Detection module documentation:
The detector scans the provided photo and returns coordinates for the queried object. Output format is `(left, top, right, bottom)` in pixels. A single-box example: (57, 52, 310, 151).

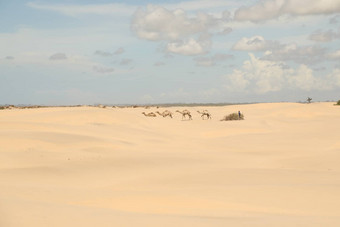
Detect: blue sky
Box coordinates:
(1, 0, 340, 105)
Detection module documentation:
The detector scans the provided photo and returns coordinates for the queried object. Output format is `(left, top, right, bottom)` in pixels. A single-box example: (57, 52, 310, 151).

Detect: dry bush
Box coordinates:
(221, 112, 244, 121)
(337, 100, 340, 105)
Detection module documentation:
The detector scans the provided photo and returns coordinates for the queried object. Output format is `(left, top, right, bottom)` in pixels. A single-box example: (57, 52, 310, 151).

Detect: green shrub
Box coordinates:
(221, 112, 244, 121)
(336, 100, 340, 105)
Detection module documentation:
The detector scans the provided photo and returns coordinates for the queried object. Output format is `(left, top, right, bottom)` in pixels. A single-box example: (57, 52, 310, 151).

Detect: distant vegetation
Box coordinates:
(307, 97, 312, 103)
(336, 100, 340, 105)
(220, 112, 244, 121)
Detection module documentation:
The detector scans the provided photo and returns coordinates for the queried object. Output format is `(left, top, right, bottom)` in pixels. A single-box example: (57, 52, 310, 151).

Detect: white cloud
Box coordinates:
(225, 54, 288, 93)
(234, 0, 340, 22)
(232, 36, 269, 51)
(284, 0, 340, 16)
(288, 65, 325, 91)
(131, 5, 231, 55)
(131, 5, 217, 41)
(225, 69, 251, 92)
(328, 68, 340, 86)
(234, 0, 284, 23)
(166, 37, 210, 55)
(293, 66, 340, 90)
(27, 2, 136, 16)
(224, 54, 338, 93)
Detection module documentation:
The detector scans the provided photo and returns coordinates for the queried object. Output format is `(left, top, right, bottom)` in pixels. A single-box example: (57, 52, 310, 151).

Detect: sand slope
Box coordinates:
(1, 103, 340, 226)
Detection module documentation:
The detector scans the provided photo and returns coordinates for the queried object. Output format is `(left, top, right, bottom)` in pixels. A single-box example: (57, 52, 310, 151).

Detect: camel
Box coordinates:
(156, 110, 173, 118)
(197, 110, 211, 120)
(142, 112, 157, 117)
(176, 110, 192, 120)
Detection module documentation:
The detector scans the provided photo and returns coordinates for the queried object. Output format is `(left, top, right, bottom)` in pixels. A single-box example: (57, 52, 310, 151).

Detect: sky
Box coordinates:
(1, 0, 340, 105)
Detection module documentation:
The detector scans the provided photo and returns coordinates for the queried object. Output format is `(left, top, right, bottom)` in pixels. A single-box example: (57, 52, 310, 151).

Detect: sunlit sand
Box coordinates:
(1, 102, 340, 226)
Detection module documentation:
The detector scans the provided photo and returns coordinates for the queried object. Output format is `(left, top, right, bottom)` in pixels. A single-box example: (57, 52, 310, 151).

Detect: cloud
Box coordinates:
(329, 14, 340, 24)
(49, 53, 67, 60)
(27, 2, 136, 16)
(131, 5, 230, 55)
(93, 65, 114, 73)
(194, 57, 214, 67)
(212, 53, 234, 61)
(261, 43, 327, 65)
(309, 29, 340, 42)
(120, 58, 132, 65)
(194, 53, 233, 67)
(166, 37, 211, 55)
(232, 36, 328, 65)
(154, 61, 165, 66)
(131, 5, 217, 41)
(330, 14, 340, 24)
(287, 64, 332, 91)
(234, 0, 340, 22)
(163, 0, 237, 12)
(234, 0, 284, 23)
(94, 50, 113, 57)
(219, 27, 233, 35)
(328, 49, 340, 59)
(224, 54, 339, 93)
(225, 69, 251, 92)
(114, 47, 125, 55)
(232, 36, 275, 51)
(5, 56, 14, 60)
(328, 68, 340, 87)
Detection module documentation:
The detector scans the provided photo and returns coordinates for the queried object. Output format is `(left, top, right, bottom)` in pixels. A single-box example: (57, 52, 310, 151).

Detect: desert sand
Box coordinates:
(1, 102, 340, 226)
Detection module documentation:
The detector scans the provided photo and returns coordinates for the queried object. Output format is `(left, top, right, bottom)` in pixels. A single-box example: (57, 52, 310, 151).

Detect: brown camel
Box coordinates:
(156, 110, 173, 118)
(197, 110, 211, 120)
(142, 112, 157, 117)
(176, 110, 192, 120)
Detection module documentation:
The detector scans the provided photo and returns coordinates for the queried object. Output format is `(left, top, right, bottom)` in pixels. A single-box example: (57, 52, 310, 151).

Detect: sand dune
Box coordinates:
(1, 103, 340, 226)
